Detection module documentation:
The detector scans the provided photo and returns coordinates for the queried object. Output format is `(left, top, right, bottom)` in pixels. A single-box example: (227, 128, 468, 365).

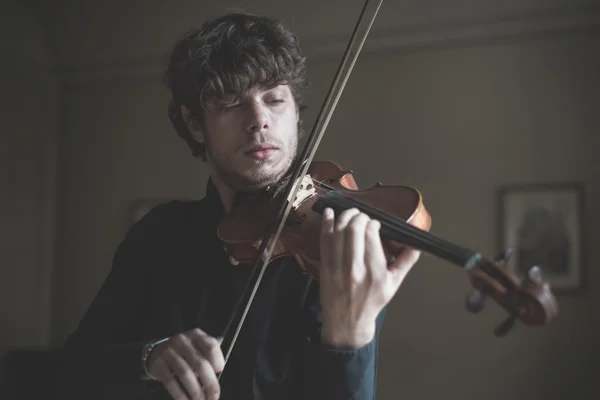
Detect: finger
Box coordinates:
(164, 349, 204, 400)
(188, 331, 223, 399)
(345, 213, 371, 282)
(330, 208, 360, 274)
(190, 356, 220, 400)
(152, 355, 191, 400)
(149, 353, 171, 380)
(191, 330, 224, 373)
(320, 207, 335, 271)
(388, 247, 421, 285)
(364, 220, 387, 278)
(163, 374, 192, 400)
(334, 208, 360, 232)
(149, 357, 188, 400)
(321, 207, 335, 235)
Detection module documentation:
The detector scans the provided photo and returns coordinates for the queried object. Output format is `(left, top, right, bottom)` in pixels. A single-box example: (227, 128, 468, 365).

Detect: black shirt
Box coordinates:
(61, 178, 386, 399)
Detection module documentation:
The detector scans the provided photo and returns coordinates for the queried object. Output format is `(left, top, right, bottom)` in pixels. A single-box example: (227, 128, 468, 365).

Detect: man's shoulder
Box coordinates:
(127, 197, 215, 240)
(143, 198, 207, 220)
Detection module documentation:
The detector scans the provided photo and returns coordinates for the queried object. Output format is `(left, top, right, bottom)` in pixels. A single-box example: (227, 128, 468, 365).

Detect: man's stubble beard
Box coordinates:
(206, 134, 299, 192)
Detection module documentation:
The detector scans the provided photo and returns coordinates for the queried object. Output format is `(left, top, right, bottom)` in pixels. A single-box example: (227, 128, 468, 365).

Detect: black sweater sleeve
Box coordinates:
(301, 308, 386, 400)
(298, 276, 387, 400)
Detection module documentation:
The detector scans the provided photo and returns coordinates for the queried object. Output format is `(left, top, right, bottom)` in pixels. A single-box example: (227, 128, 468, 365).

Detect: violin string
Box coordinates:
(302, 178, 479, 268)
(304, 179, 513, 286)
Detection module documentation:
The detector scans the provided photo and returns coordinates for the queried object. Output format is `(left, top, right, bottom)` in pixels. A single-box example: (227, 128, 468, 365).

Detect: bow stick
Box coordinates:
(217, 0, 385, 376)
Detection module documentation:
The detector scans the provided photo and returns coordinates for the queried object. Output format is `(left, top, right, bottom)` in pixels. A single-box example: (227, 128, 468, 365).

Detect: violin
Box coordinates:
(218, 160, 558, 333)
(215, 0, 558, 373)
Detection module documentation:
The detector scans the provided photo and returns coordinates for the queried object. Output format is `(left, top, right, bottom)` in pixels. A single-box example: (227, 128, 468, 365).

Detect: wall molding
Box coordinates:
(304, 4, 600, 57)
(56, 5, 600, 83)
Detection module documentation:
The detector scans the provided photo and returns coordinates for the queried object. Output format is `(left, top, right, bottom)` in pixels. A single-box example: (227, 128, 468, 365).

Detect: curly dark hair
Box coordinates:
(164, 12, 309, 160)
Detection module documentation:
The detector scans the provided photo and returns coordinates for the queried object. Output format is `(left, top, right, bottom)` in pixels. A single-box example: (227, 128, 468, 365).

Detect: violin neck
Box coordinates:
(378, 216, 480, 269)
(314, 191, 481, 270)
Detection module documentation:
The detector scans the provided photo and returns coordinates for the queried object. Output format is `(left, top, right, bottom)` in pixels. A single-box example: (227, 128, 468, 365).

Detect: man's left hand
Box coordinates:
(318, 207, 421, 348)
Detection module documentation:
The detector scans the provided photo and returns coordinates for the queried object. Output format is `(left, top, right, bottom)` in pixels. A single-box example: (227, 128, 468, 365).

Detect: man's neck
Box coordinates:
(210, 173, 236, 213)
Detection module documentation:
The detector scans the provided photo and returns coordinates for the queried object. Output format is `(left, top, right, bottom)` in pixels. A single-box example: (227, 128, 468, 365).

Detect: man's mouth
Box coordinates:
(244, 144, 278, 160)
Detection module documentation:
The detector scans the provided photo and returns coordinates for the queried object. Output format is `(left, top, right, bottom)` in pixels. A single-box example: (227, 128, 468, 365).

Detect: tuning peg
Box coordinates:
(494, 247, 514, 265)
(525, 265, 543, 285)
(465, 290, 486, 314)
(494, 314, 517, 337)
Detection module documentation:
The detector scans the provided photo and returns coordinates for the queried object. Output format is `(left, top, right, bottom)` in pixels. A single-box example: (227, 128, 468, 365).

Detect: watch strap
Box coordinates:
(140, 337, 169, 380)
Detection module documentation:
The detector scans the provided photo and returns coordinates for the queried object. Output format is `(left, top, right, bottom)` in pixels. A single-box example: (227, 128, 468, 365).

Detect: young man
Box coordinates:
(62, 12, 421, 400)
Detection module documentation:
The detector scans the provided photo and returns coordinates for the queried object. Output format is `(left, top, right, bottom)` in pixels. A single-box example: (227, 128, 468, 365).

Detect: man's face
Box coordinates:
(193, 84, 300, 191)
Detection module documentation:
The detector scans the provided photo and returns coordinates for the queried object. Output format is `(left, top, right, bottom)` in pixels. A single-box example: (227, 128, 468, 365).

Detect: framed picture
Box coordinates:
(497, 182, 585, 294)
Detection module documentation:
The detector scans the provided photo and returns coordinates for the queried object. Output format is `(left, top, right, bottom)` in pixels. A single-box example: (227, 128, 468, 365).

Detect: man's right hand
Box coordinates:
(146, 328, 224, 400)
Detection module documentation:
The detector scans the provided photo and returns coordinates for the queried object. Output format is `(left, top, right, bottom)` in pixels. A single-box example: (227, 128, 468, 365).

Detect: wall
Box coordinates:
(0, 0, 59, 355)
(12, 0, 600, 398)
(333, 34, 600, 399)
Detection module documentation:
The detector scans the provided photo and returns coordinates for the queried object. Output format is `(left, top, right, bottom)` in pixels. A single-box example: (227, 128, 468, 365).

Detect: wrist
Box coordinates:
(320, 319, 376, 348)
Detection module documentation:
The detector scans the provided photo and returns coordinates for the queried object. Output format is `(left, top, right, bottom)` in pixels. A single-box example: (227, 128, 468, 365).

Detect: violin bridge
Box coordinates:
(287, 175, 317, 209)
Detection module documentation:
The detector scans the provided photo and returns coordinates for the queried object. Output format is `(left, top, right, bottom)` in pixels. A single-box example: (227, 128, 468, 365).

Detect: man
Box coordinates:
(61, 12, 421, 400)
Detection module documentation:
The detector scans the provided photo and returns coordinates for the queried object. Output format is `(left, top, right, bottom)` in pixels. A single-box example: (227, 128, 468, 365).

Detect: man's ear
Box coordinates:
(181, 104, 204, 144)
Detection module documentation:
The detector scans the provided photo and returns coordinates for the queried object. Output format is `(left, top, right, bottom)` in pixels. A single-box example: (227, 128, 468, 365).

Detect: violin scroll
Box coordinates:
(465, 248, 514, 314)
(465, 250, 558, 337)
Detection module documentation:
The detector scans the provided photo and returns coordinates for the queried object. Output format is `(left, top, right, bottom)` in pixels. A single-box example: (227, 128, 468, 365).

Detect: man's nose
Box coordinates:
(246, 102, 270, 133)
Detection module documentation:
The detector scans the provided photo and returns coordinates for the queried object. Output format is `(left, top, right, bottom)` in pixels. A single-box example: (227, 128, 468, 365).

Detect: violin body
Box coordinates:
(218, 160, 432, 278)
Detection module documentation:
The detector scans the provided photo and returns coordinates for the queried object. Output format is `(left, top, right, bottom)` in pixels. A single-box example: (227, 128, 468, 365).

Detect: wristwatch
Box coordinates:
(140, 337, 169, 380)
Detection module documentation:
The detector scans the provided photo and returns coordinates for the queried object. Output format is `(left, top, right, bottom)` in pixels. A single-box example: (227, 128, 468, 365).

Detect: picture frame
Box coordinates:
(497, 182, 585, 295)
